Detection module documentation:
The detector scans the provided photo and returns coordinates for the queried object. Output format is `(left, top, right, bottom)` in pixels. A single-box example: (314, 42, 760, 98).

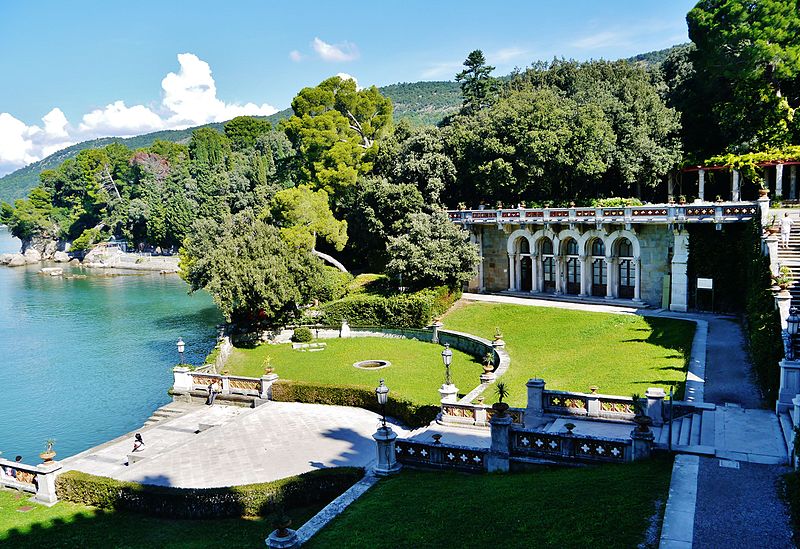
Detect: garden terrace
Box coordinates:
(442, 302, 695, 405)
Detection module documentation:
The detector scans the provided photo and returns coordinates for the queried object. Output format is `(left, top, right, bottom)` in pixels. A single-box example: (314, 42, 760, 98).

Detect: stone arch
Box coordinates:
(606, 229, 641, 259)
(506, 229, 533, 255)
(529, 227, 559, 254)
(555, 228, 582, 256)
(577, 229, 606, 257)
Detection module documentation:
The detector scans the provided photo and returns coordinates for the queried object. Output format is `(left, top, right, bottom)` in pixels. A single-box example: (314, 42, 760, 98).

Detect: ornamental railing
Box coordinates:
(440, 402, 524, 427)
(448, 203, 759, 225)
(172, 368, 279, 400)
(510, 427, 631, 463)
(394, 439, 487, 472)
(543, 390, 637, 420)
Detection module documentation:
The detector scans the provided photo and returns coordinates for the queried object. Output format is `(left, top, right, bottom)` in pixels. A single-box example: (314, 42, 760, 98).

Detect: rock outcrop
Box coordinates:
(24, 248, 42, 264)
(8, 254, 26, 267)
(53, 251, 70, 263)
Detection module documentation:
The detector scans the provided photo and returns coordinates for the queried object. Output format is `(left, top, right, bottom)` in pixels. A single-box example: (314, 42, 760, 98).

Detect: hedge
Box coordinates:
(320, 286, 460, 329)
(56, 467, 363, 519)
(271, 380, 439, 429)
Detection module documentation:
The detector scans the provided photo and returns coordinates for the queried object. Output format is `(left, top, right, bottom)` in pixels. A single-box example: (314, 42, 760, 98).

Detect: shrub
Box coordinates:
(590, 197, 643, 207)
(271, 380, 439, 428)
(56, 467, 362, 519)
(293, 327, 313, 343)
(319, 286, 460, 329)
(70, 227, 106, 253)
(312, 266, 353, 303)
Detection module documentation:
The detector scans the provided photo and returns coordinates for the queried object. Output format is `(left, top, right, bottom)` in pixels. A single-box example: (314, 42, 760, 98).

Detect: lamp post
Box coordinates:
(788, 307, 800, 360)
(441, 343, 453, 386)
(375, 378, 389, 430)
(176, 337, 185, 365)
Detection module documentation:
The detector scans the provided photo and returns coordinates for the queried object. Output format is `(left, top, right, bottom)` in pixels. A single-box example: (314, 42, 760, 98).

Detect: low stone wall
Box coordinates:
(0, 457, 61, 504)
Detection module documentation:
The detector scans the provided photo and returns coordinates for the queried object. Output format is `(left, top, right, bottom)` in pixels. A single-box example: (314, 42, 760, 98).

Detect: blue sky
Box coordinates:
(0, 0, 696, 175)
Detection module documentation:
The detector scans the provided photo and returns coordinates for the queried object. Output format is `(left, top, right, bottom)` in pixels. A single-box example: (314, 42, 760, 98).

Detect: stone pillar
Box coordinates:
(438, 383, 458, 404)
(759, 194, 772, 232)
(605, 256, 615, 299)
(667, 173, 674, 202)
(579, 255, 589, 296)
(430, 320, 443, 344)
(260, 373, 279, 400)
(777, 359, 800, 413)
(554, 256, 563, 295)
(777, 164, 785, 198)
(487, 413, 512, 472)
(266, 528, 299, 549)
(777, 290, 792, 330)
(645, 387, 666, 427)
(633, 258, 642, 302)
(478, 230, 486, 293)
(698, 169, 705, 201)
(792, 165, 798, 201)
(731, 169, 741, 201)
(531, 253, 540, 293)
(221, 376, 231, 395)
(766, 234, 780, 276)
(340, 320, 351, 338)
(525, 378, 545, 421)
(34, 462, 62, 505)
(670, 231, 689, 312)
(507, 253, 516, 291)
(586, 392, 600, 418)
(372, 426, 401, 476)
(630, 429, 654, 461)
(172, 366, 192, 393)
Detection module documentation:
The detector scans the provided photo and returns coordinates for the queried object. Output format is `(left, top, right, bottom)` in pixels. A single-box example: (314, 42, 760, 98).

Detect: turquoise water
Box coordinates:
(0, 228, 222, 461)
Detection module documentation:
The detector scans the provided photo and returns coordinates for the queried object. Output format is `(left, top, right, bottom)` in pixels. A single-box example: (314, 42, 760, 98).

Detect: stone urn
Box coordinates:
(492, 401, 510, 416)
(634, 415, 653, 433)
(759, 188, 770, 198)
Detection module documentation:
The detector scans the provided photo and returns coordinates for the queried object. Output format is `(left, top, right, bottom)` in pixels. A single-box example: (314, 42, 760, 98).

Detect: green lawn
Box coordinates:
(443, 302, 695, 405)
(226, 338, 482, 405)
(0, 488, 318, 548)
(306, 458, 672, 549)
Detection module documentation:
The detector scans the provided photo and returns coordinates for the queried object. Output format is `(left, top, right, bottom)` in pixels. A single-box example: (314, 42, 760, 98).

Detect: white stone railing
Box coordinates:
(171, 367, 279, 401)
(0, 457, 61, 504)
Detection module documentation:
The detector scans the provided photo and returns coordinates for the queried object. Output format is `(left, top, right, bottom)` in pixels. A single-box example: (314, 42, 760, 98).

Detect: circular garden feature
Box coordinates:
(353, 359, 391, 370)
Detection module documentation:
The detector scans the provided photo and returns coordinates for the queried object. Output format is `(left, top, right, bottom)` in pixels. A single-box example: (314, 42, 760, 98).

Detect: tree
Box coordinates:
(455, 50, 497, 114)
(268, 185, 348, 251)
(224, 116, 271, 151)
(386, 210, 479, 290)
(687, 0, 800, 152)
(282, 76, 393, 197)
(180, 211, 324, 324)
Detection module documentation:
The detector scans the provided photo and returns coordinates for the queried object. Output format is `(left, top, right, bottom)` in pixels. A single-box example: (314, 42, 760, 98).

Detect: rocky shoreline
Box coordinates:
(0, 246, 180, 273)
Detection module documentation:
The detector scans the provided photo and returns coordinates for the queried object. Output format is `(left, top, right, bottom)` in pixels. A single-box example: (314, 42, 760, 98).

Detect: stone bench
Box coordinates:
(292, 342, 327, 352)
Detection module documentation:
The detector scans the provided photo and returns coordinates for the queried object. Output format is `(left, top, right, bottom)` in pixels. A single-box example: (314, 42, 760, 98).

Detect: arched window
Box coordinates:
(541, 238, 555, 292)
(590, 238, 606, 296)
(566, 239, 579, 256)
(563, 238, 580, 295)
(541, 239, 553, 255)
(618, 238, 633, 258)
(616, 238, 634, 298)
(518, 238, 530, 254)
(592, 239, 605, 257)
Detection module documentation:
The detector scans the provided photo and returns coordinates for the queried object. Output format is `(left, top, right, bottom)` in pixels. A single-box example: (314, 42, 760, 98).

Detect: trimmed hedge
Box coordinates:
(271, 380, 439, 429)
(293, 326, 313, 343)
(56, 467, 363, 519)
(320, 286, 461, 329)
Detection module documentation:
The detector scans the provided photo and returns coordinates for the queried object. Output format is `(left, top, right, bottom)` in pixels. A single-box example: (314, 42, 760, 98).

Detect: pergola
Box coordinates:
(678, 161, 800, 202)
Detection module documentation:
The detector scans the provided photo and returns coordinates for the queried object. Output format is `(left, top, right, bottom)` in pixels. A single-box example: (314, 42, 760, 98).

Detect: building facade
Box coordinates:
(449, 201, 765, 311)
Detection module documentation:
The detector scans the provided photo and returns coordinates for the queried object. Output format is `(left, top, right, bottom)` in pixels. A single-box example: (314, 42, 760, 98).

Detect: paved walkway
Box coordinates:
(64, 401, 411, 488)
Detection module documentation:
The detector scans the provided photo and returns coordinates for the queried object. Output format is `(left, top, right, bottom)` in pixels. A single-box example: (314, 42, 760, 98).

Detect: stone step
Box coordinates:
(779, 411, 794, 457)
(678, 415, 692, 446)
(689, 413, 702, 446)
(700, 410, 715, 447)
(657, 424, 669, 446)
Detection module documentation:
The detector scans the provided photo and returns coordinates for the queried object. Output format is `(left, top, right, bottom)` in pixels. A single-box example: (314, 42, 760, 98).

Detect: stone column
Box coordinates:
(645, 387, 666, 427)
(777, 359, 800, 413)
(372, 426, 401, 476)
(731, 169, 741, 201)
(172, 366, 192, 393)
(776, 290, 792, 330)
(487, 413, 512, 472)
(586, 392, 600, 418)
(507, 253, 516, 291)
(777, 164, 785, 198)
(525, 378, 545, 422)
(531, 253, 540, 293)
(579, 255, 589, 296)
(605, 256, 615, 299)
(667, 173, 674, 202)
(766, 234, 780, 276)
(478, 231, 486, 292)
(34, 462, 62, 505)
(221, 376, 231, 395)
(630, 429, 654, 461)
(438, 383, 458, 404)
(260, 373, 279, 400)
(554, 256, 563, 295)
(266, 529, 299, 549)
(670, 231, 689, 312)
(792, 165, 798, 201)
(633, 258, 642, 302)
(698, 169, 705, 201)
(759, 194, 772, 231)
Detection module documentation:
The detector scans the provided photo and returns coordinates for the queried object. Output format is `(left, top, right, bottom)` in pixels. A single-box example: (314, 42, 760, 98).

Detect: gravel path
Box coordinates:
(702, 318, 762, 409)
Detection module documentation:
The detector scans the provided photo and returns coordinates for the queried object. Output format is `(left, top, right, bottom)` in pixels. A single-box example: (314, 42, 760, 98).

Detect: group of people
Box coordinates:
(1, 455, 22, 479)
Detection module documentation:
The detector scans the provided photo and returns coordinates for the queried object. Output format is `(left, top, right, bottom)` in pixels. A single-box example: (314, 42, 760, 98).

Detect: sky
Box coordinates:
(0, 0, 697, 176)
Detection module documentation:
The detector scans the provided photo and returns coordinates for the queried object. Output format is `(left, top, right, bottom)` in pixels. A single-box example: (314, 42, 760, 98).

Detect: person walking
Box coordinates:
(207, 379, 221, 406)
(132, 433, 144, 452)
(781, 212, 794, 249)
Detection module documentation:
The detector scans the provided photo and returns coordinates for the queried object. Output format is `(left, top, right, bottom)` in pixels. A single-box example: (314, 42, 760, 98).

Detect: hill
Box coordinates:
(0, 45, 684, 203)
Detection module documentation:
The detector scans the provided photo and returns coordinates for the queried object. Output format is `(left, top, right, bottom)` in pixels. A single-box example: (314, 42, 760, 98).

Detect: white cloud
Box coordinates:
(0, 53, 278, 176)
(334, 72, 359, 88)
(572, 30, 630, 50)
(488, 47, 529, 64)
(421, 61, 463, 79)
(312, 37, 359, 62)
(289, 50, 303, 62)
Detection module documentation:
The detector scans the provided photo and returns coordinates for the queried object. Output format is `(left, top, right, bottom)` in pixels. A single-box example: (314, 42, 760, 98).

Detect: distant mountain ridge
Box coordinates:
(0, 45, 684, 203)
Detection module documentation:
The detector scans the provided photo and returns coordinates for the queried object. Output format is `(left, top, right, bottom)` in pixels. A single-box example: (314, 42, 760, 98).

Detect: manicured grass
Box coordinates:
(443, 302, 695, 405)
(226, 338, 482, 405)
(0, 488, 318, 548)
(306, 458, 672, 549)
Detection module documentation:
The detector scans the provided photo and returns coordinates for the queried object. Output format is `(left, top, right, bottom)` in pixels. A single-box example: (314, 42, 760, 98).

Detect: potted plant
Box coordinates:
(40, 439, 56, 463)
(457, 202, 466, 211)
(767, 216, 781, 235)
(777, 265, 794, 290)
(273, 513, 293, 538)
(678, 195, 687, 205)
(492, 382, 510, 416)
(564, 422, 576, 434)
(482, 352, 495, 375)
(759, 184, 770, 198)
(631, 394, 652, 432)
(262, 355, 274, 375)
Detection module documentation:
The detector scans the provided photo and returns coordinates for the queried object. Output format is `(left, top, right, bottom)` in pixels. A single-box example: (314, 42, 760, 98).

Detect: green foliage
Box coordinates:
(386, 211, 479, 291)
(70, 227, 105, 253)
(455, 50, 498, 114)
(309, 266, 353, 303)
(590, 197, 644, 207)
(705, 146, 800, 184)
(55, 468, 362, 519)
(271, 380, 439, 428)
(223, 116, 272, 151)
(179, 211, 325, 324)
(269, 185, 348, 251)
(292, 327, 313, 343)
(319, 286, 460, 329)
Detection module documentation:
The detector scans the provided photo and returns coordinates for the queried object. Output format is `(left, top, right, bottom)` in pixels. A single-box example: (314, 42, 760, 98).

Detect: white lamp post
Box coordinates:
(177, 337, 185, 365)
(375, 378, 389, 429)
(441, 343, 453, 385)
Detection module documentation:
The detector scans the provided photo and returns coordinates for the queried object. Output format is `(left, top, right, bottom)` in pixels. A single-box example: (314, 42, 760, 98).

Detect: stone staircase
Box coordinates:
(143, 403, 192, 426)
(654, 410, 716, 455)
(776, 223, 800, 306)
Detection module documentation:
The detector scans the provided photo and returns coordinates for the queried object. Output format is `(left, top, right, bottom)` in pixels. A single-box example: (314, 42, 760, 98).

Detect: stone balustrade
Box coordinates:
(0, 457, 61, 505)
(449, 202, 760, 228)
(394, 439, 487, 472)
(171, 367, 278, 404)
(509, 428, 633, 464)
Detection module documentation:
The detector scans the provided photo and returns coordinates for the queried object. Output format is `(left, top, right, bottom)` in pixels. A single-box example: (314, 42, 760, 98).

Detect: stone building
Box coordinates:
(449, 200, 765, 311)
